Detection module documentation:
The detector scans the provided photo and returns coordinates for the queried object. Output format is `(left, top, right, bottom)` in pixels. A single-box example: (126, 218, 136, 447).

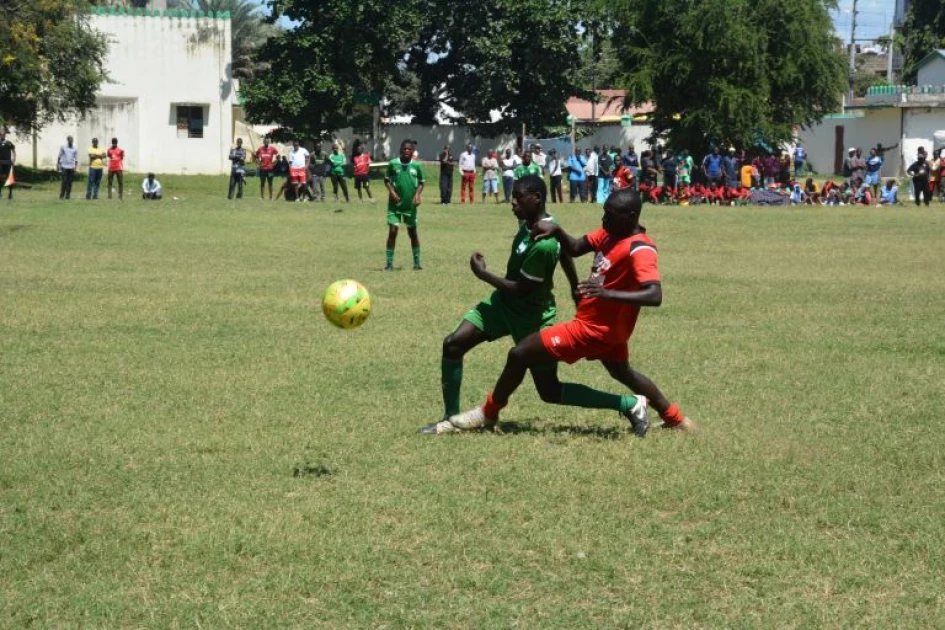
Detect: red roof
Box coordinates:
(566, 90, 654, 121)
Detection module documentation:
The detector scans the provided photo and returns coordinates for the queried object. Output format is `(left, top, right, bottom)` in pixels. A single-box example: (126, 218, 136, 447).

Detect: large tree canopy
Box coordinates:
(608, 0, 846, 156)
(900, 0, 945, 84)
(0, 0, 109, 133)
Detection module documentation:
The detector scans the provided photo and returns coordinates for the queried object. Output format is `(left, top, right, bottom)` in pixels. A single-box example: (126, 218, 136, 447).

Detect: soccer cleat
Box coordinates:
(621, 396, 649, 437)
(419, 419, 461, 434)
(413, 264, 423, 271)
(448, 407, 491, 431)
(661, 416, 695, 432)
(383, 264, 394, 271)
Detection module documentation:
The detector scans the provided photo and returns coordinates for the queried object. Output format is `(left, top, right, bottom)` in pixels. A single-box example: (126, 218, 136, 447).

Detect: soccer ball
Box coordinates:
(322, 279, 371, 329)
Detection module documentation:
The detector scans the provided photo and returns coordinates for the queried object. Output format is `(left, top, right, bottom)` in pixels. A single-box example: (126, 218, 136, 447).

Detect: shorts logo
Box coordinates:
(550, 336, 561, 346)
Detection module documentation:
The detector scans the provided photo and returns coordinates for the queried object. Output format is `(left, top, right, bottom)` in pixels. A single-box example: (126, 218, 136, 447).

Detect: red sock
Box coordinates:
(660, 403, 685, 426)
(482, 393, 505, 421)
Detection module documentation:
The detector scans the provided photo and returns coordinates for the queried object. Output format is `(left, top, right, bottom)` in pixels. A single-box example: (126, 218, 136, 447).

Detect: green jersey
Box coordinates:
(329, 152, 347, 176)
(513, 163, 542, 180)
(385, 158, 425, 210)
(497, 216, 560, 321)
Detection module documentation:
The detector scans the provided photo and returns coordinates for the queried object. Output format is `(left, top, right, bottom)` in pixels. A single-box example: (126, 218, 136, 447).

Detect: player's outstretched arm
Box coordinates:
(531, 222, 592, 257)
(469, 253, 540, 296)
(578, 280, 662, 307)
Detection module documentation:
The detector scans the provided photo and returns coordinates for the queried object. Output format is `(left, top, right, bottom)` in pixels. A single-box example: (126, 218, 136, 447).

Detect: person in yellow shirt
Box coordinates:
(740, 162, 754, 189)
(86, 137, 106, 200)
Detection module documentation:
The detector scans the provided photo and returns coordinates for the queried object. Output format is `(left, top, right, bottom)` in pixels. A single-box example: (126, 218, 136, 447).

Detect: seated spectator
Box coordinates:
(877, 179, 899, 206)
(141, 173, 162, 200)
(851, 177, 872, 205)
(802, 178, 821, 205)
(825, 187, 842, 206)
(790, 183, 803, 205)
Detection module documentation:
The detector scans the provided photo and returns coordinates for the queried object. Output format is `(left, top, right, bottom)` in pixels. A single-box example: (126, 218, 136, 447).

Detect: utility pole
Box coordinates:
(848, 0, 859, 103)
(886, 20, 895, 83)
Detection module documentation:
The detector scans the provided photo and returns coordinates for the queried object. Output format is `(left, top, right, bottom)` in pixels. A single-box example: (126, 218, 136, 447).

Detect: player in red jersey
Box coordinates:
(353, 146, 373, 201)
(255, 137, 279, 200)
(106, 138, 125, 200)
(445, 188, 692, 436)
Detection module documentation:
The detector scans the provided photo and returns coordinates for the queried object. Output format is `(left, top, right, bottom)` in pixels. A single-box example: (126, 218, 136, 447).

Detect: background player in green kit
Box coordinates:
(421, 175, 579, 434)
(384, 139, 425, 270)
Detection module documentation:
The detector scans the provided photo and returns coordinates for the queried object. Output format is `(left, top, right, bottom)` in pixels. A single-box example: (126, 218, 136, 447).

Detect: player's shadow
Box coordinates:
(496, 419, 624, 441)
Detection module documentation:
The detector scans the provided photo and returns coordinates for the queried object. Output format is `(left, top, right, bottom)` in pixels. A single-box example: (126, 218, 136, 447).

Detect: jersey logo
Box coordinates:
(516, 241, 528, 254)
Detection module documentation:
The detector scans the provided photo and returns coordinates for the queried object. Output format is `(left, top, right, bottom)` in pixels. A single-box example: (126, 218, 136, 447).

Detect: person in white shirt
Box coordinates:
(531, 144, 547, 171)
(546, 148, 563, 203)
(288, 139, 311, 198)
(481, 150, 500, 203)
(458, 143, 477, 204)
(584, 147, 599, 203)
(141, 173, 162, 200)
(500, 148, 520, 203)
(57, 135, 80, 200)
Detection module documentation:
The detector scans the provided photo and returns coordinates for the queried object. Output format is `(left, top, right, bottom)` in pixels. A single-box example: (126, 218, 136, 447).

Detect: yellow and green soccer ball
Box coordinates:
(321, 279, 371, 329)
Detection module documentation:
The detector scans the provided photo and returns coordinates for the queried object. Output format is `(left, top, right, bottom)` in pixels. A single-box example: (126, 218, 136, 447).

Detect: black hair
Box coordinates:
(606, 187, 642, 217)
(514, 174, 547, 205)
(400, 139, 415, 149)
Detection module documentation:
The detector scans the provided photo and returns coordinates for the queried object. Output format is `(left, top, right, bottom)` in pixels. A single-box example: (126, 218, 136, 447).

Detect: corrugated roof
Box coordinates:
(566, 90, 654, 121)
(915, 49, 945, 70)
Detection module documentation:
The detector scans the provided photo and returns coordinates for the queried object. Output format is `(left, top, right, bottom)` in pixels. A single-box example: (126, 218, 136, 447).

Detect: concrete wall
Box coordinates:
(798, 108, 903, 176)
(917, 57, 945, 87)
(37, 12, 233, 174)
(902, 109, 945, 162)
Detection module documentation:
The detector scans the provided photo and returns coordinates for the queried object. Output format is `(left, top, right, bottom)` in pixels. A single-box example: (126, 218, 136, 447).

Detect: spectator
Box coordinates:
(481, 149, 500, 203)
(597, 145, 613, 201)
(287, 139, 310, 200)
(722, 148, 738, 188)
(762, 152, 780, 188)
(141, 173, 162, 200)
(227, 138, 247, 199)
(739, 159, 754, 190)
(329, 144, 349, 202)
(677, 150, 693, 190)
(793, 143, 807, 177)
(702, 146, 723, 185)
(458, 143, 476, 204)
(57, 135, 79, 200)
(660, 151, 677, 191)
(439, 145, 454, 205)
(567, 148, 587, 202)
(106, 137, 125, 200)
(877, 179, 899, 206)
(851, 176, 871, 205)
(907, 150, 931, 207)
(86, 137, 106, 200)
(778, 151, 792, 185)
(842, 148, 857, 179)
(852, 147, 867, 183)
(865, 147, 883, 201)
(584, 147, 599, 202)
(929, 150, 942, 202)
(0, 129, 14, 201)
(802, 178, 821, 205)
(546, 148, 563, 203)
(500, 148, 519, 203)
(307, 149, 326, 202)
(531, 143, 547, 173)
(622, 144, 639, 179)
(353, 145, 373, 201)
(255, 136, 279, 200)
(640, 150, 659, 187)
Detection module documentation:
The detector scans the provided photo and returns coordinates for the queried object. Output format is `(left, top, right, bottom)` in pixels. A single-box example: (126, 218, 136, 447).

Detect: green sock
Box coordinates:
(386, 248, 394, 266)
(441, 357, 463, 417)
(559, 383, 637, 412)
(412, 246, 421, 267)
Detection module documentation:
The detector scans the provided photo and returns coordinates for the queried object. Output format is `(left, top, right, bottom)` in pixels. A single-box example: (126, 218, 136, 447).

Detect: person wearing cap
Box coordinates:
(842, 147, 857, 180)
(546, 148, 563, 203)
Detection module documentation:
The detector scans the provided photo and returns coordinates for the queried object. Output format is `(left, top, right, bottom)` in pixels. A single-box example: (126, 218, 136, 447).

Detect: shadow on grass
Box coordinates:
(495, 418, 625, 441)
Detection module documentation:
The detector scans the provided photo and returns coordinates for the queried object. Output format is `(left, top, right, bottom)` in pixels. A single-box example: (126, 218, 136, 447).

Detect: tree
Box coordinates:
(240, 0, 423, 139)
(0, 0, 109, 133)
(608, 0, 846, 157)
(169, 0, 277, 81)
(900, 0, 945, 84)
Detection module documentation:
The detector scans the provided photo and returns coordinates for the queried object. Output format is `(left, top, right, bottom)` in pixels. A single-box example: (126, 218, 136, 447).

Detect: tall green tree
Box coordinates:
(0, 0, 109, 133)
(608, 0, 846, 156)
(900, 0, 945, 83)
(241, 0, 423, 139)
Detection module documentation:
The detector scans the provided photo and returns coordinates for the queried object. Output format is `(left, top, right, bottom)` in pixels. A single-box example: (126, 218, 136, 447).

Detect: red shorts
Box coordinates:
(290, 167, 307, 184)
(540, 320, 628, 364)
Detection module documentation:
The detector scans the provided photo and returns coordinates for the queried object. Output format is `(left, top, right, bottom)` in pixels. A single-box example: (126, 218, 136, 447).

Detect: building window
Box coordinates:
(176, 105, 205, 139)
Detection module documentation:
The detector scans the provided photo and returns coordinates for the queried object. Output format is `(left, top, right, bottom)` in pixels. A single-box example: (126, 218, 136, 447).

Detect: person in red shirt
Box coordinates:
(106, 137, 125, 200)
(612, 163, 635, 191)
(353, 146, 373, 201)
(255, 137, 279, 200)
(445, 188, 693, 436)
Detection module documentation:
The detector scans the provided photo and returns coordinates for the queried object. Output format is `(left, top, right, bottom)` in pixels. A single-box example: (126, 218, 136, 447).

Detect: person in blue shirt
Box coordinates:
(864, 147, 883, 200)
(702, 147, 723, 186)
(793, 144, 807, 177)
(568, 148, 587, 202)
(877, 179, 898, 206)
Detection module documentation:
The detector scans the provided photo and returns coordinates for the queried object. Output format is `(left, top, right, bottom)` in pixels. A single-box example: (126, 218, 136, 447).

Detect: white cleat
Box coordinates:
(448, 407, 491, 431)
(419, 419, 462, 434)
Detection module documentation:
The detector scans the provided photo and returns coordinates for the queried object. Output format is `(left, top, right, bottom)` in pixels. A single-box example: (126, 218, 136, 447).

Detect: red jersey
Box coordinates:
(353, 153, 371, 176)
(576, 227, 660, 343)
(256, 145, 279, 171)
(107, 147, 124, 172)
(613, 164, 635, 190)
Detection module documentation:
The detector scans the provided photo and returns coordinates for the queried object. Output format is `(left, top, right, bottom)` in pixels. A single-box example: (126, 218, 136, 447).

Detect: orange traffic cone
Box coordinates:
(3, 166, 14, 188)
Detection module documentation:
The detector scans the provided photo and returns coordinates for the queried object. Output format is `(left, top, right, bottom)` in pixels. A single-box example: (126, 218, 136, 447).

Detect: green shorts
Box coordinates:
(387, 205, 418, 228)
(460, 294, 557, 371)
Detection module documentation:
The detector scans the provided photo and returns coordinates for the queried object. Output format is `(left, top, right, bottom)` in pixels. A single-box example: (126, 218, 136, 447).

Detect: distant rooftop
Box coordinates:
(566, 90, 654, 122)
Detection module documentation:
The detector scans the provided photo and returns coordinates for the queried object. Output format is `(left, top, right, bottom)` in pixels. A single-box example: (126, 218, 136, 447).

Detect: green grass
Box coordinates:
(2, 175, 945, 628)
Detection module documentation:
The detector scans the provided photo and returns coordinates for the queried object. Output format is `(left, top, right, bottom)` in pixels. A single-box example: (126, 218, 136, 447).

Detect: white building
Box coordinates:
(36, 7, 234, 175)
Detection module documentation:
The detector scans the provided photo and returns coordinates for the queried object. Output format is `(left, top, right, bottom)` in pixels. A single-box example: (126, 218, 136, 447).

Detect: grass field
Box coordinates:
(2, 174, 944, 628)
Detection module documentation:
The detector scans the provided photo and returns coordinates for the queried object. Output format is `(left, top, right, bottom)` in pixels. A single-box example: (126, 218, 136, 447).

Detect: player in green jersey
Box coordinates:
(514, 151, 543, 180)
(384, 139, 425, 270)
(421, 174, 580, 434)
